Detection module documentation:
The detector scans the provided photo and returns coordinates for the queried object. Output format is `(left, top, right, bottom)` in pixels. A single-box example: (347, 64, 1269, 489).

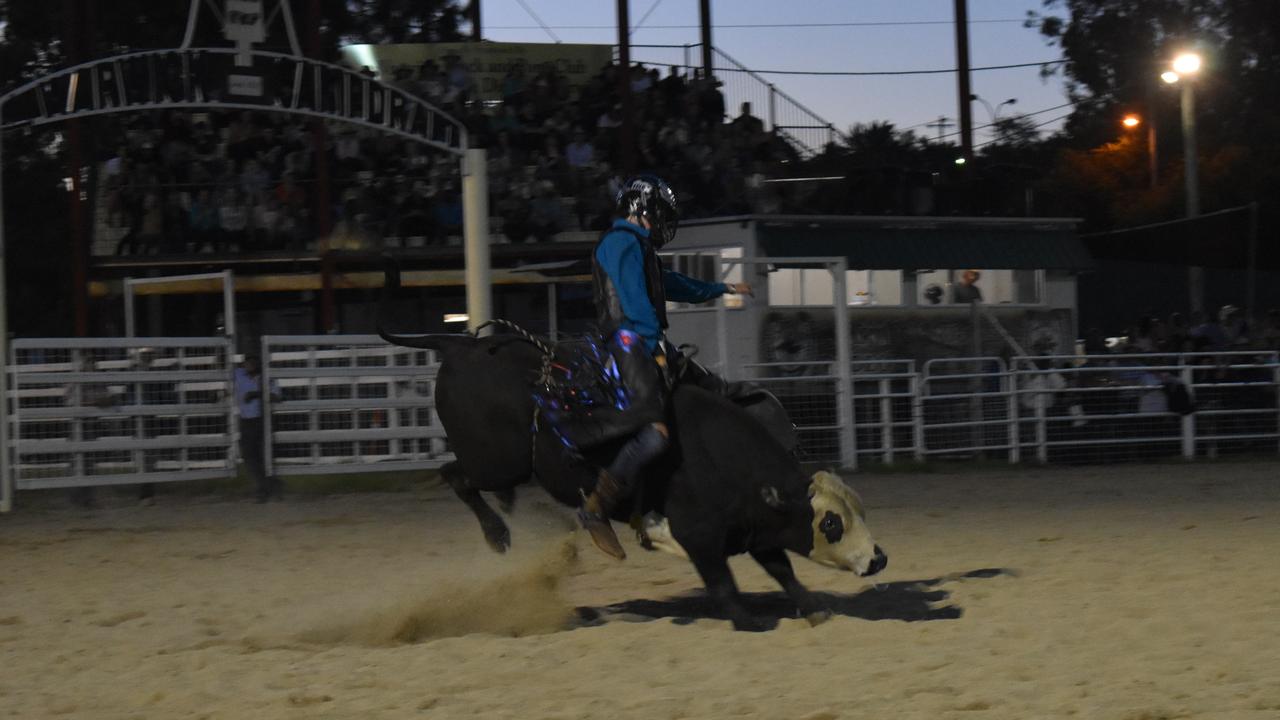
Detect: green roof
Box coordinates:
(756, 217, 1092, 271)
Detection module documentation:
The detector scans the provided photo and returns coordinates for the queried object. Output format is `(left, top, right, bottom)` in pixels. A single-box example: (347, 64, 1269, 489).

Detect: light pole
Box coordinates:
(1121, 113, 1158, 189)
(1163, 52, 1202, 314)
(971, 94, 1016, 141)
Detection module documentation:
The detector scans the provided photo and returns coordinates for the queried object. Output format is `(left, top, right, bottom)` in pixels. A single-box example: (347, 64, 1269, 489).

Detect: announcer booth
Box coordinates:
(659, 215, 1093, 378)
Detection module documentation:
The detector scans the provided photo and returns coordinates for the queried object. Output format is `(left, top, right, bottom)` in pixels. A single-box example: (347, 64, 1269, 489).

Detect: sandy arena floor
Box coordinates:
(2, 460, 1280, 720)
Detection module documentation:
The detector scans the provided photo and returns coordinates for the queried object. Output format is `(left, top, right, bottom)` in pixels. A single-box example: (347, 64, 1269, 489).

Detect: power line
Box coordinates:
(512, 0, 561, 43)
(631, 0, 666, 34)
(713, 59, 1064, 77)
(972, 113, 1073, 150)
(487, 19, 1030, 30)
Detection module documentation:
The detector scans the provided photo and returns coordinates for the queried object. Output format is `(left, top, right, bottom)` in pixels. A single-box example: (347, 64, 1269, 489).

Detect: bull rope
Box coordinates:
(474, 319, 557, 468)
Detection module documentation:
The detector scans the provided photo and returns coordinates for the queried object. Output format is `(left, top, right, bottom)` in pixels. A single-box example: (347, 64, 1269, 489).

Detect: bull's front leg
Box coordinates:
(749, 548, 833, 626)
(687, 553, 773, 632)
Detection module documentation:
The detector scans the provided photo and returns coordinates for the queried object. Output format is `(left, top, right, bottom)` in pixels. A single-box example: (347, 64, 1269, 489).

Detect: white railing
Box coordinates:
(7, 337, 235, 489)
(1010, 352, 1280, 465)
(260, 335, 452, 475)
(5, 339, 1278, 504)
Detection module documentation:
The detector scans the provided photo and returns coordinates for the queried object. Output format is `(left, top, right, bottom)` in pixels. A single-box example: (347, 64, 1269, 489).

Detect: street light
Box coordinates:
(1122, 113, 1157, 188)
(1162, 51, 1203, 312)
(971, 94, 1017, 140)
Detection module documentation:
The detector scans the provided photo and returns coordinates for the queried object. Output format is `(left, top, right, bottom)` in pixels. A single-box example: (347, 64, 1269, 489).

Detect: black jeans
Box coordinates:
(239, 417, 278, 499)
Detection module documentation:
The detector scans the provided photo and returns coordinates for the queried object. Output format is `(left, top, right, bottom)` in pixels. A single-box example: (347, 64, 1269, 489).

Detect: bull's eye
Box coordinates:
(818, 511, 844, 544)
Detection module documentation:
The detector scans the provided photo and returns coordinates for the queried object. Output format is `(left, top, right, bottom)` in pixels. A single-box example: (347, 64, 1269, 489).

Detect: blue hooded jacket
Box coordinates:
(594, 219, 730, 353)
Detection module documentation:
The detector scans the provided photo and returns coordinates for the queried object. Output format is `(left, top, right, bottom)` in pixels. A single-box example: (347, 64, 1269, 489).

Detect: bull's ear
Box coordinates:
(761, 486, 785, 510)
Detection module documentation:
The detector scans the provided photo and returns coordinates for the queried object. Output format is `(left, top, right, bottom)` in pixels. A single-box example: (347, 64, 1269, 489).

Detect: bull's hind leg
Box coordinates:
(493, 488, 517, 514)
(441, 461, 511, 553)
(750, 548, 833, 627)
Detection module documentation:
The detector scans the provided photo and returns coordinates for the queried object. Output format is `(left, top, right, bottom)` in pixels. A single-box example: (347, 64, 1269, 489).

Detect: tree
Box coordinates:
(1031, 1, 1280, 227)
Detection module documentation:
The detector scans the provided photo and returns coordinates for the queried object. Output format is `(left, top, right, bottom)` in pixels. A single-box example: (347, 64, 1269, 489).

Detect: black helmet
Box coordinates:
(616, 175, 679, 248)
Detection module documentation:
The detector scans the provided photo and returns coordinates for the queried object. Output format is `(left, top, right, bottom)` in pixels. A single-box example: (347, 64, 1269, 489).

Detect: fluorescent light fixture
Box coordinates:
(443, 313, 470, 324)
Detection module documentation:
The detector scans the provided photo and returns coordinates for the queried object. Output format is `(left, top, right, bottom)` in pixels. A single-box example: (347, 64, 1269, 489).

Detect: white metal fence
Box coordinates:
(5, 338, 1278, 504)
(6, 337, 236, 489)
(260, 335, 453, 475)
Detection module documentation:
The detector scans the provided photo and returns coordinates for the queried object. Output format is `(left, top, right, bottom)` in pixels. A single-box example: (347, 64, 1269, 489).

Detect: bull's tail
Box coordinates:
(377, 254, 475, 353)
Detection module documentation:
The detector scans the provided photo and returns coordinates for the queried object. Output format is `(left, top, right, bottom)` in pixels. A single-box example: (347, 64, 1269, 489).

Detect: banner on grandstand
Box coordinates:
(339, 42, 613, 101)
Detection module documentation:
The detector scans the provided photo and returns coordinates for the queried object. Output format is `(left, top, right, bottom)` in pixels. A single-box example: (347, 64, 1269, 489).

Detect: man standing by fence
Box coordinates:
(235, 354, 282, 502)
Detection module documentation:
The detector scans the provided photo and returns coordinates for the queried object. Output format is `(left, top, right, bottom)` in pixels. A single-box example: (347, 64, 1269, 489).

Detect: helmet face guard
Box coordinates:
(617, 175, 680, 248)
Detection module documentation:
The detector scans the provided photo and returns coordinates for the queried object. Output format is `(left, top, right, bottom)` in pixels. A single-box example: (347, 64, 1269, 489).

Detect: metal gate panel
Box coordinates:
(8, 337, 235, 489)
(261, 335, 452, 475)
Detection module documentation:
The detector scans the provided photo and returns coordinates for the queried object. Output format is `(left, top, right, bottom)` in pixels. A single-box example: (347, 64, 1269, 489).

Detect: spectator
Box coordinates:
(240, 158, 270, 199)
(528, 181, 566, 242)
(1261, 309, 1280, 352)
(499, 182, 533, 243)
(136, 192, 164, 254)
(253, 195, 282, 249)
(188, 189, 219, 252)
(430, 186, 464, 244)
(501, 64, 526, 106)
(218, 190, 250, 252)
(565, 129, 595, 170)
(1167, 312, 1190, 352)
(1220, 305, 1249, 347)
(234, 354, 283, 503)
(952, 269, 983, 304)
(1189, 310, 1228, 351)
(443, 53, 471, 103)
(730, 102, 766, 137)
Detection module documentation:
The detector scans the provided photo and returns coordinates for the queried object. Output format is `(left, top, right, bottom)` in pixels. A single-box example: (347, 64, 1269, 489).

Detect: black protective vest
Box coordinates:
(592, 225, 668, 338)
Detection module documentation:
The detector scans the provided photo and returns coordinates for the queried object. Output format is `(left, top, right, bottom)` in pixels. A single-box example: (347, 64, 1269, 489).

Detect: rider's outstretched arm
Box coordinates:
(663, 269, 730, 305)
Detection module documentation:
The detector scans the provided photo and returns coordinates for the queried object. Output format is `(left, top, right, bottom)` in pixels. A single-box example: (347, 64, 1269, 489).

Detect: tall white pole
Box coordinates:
(462, 148, 491, 335)
(833, 258, 857, 470)
(1182, 81, 1202, 315)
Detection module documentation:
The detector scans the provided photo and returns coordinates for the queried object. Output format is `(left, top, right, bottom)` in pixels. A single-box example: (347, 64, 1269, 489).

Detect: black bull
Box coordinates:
(378, 274, 886, 631)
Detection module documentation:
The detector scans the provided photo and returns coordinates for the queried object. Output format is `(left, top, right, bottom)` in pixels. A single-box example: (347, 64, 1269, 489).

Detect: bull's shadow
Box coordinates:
(574, 568, 1012, 630)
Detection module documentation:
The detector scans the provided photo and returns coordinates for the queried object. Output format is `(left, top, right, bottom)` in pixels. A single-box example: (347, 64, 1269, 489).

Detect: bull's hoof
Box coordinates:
(481, 519, 512, 553)
(731, 615, 777, 632)
(805, 609, 834, 627)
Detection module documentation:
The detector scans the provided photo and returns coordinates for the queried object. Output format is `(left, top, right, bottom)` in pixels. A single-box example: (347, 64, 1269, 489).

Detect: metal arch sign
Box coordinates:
(0, 47, 468, 156)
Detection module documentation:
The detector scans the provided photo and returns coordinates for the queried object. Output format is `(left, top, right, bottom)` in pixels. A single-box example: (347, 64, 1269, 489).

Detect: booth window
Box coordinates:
(916, 269, 1042, 305)
(767, 269, 903, 306)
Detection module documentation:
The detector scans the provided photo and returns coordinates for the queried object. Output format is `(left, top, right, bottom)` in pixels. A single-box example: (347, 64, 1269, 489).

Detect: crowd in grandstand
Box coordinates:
(1088, 305, 1280, 354)
(97, 58, 793, 255)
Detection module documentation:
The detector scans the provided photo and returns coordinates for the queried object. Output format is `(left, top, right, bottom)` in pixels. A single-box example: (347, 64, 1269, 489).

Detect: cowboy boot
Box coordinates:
(578, 470, 628, 560)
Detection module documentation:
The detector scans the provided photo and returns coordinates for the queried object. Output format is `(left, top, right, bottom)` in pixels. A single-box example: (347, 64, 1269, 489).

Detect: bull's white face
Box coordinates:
(805, 471, 886, 576)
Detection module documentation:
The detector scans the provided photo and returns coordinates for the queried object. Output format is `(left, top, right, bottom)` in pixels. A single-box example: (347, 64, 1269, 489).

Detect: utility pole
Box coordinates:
(953, 0, 974, 163)
(616, 0, 635, 173)
(926, 116, 954, 142)
(699, 0, 713, 80)
(470, 0, 481, 41)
